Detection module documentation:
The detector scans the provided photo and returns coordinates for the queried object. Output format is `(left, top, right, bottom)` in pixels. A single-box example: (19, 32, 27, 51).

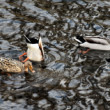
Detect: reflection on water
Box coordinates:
(0, 0, 110, 109)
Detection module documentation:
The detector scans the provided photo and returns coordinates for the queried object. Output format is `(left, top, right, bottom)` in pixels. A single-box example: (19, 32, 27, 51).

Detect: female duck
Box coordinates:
(19, 35, 44, 62)
(74, 35, 110, 54)
(0, 57, 35, 74)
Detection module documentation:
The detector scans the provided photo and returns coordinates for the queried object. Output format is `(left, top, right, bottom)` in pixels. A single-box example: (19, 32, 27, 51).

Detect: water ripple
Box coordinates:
(0, 0, 110, 109)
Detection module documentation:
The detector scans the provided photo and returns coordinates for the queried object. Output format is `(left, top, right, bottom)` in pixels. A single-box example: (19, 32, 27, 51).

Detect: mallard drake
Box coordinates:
(74, 35, 110, 54)
(19, 35, 44, 62)
(0, 57, 35, 74)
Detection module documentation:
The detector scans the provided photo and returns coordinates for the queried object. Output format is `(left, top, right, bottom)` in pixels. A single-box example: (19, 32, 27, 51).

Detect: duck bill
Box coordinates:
(39, 37, 44, 60)
(29, 65, 35, 73)
(24, 67, 28, 72)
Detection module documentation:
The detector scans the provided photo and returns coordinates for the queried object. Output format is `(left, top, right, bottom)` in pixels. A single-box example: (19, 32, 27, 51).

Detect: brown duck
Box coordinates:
(0, 57, 35, 74)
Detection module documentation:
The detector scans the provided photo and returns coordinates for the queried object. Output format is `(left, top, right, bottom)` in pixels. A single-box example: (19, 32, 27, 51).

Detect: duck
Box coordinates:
(19, 35, 44, 62)
(0, 57, 35, 75)
(74, 35, 110, 54)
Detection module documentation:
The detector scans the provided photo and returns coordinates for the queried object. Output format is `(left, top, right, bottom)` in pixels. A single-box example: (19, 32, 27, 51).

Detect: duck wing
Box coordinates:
(84, 36, 110, 45)
(38, 37, 44, 57)
(0, 57, 23, 73)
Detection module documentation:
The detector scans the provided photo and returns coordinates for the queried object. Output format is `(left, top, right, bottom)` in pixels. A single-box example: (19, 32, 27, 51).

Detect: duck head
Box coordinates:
(24, 61, 35, 73)
(74, 35, 85, 44)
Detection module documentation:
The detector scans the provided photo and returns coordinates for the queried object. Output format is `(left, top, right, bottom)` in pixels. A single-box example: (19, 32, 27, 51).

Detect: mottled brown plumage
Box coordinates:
(0, 57, 35, 73)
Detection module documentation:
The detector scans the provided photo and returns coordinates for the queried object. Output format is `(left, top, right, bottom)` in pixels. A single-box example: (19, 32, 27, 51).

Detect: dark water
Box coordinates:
(0, 0, 110, 109)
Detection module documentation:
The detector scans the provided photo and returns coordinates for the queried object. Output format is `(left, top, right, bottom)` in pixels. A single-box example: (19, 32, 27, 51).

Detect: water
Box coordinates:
(0, 0, 110, 109)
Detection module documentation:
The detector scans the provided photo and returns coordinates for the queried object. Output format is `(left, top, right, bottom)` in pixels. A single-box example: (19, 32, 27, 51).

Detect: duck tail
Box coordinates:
(74, 35, 85, 43)
(23, 35, 31, 43)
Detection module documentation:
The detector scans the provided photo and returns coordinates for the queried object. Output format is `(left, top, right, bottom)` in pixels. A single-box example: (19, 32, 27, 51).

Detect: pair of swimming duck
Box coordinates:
(0, 35, 44, 74)
(0, 35, 110, 74)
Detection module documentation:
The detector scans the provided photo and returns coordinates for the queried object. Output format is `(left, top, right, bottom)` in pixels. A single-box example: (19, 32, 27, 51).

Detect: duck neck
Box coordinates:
(24, 65, 28, 72)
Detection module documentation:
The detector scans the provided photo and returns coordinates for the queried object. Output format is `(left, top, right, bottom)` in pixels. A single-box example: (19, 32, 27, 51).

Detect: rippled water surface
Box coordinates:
(0, 0, 110, 109)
